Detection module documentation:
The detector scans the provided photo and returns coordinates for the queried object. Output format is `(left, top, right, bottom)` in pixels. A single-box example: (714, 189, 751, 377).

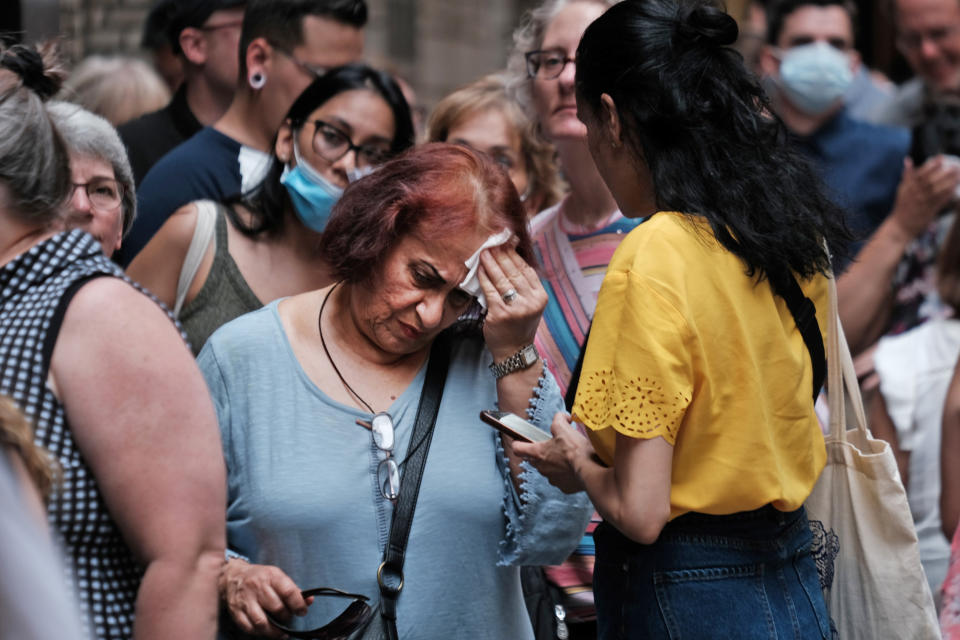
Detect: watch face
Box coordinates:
(521, 345, 538, 366)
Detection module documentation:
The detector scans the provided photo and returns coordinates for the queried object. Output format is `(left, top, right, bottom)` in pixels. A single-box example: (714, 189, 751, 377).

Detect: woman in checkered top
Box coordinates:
(0, 42, 226, 640)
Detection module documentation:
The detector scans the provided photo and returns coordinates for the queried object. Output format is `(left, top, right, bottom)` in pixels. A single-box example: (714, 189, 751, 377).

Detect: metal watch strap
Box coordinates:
(489, 343, 538, 379)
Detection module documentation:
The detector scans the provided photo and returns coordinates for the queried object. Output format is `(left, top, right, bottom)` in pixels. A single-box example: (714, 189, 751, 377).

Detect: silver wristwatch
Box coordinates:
(489, 344, 539, 379)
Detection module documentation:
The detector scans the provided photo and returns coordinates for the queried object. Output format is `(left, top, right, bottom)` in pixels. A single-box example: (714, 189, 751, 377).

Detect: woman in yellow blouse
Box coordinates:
(514, 0, 850, 638)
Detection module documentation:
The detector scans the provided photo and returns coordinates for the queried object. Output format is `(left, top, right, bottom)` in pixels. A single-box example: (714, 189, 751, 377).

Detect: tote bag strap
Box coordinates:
(826, 272, 869, 442)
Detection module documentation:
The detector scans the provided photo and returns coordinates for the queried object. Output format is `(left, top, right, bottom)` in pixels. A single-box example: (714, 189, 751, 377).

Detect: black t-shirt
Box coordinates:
(117, 85, 202, 186)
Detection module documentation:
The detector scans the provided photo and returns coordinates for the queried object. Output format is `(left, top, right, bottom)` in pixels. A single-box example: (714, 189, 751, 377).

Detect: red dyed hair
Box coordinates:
(321, 142, 534, 284)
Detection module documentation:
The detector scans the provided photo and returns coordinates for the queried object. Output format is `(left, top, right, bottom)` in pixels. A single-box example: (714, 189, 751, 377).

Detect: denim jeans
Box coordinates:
(593, 505, 830, 639)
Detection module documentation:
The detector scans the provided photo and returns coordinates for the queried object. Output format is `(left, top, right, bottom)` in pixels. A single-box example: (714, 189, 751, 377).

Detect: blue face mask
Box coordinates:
(280, 139, 344, 233)
(777, 42, 853, 116)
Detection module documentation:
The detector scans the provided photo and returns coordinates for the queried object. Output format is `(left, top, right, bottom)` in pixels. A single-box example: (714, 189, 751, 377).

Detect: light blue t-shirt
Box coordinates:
(198, 301, 592, 639)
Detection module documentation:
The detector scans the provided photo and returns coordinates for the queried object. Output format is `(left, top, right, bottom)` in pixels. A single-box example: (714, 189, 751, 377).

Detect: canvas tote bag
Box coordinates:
(804, 274, 940, 639)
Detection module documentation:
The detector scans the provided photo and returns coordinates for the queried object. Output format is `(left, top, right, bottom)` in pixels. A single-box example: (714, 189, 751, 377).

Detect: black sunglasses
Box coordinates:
(265, 587, 373, 639)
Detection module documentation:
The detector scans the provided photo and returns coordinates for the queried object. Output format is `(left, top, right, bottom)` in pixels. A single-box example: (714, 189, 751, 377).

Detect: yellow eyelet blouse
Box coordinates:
(572, 211, 828, 520)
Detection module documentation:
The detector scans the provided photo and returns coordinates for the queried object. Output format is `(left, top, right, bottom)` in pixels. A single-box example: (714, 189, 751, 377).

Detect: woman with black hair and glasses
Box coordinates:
(129, 63, 414, 354)
(515, 0, 851, 638)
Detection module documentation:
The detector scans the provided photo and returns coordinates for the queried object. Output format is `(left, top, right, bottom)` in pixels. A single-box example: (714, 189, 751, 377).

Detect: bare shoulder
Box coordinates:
(278, 288, 325, 325)
(140, 202, 202, 258)
(126, 202, 208, 308)
(59, 276, 183, 346)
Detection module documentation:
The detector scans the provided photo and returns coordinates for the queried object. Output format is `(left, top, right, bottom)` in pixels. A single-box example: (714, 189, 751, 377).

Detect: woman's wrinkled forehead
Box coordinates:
(407, 224, 498, 263)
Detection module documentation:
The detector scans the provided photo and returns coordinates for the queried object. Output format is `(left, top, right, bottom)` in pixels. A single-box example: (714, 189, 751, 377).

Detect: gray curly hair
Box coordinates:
(505, 0, 617, 121)
(47, 101, 136, 236)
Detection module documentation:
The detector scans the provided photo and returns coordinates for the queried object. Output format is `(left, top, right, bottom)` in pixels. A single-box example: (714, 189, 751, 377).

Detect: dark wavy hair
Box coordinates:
(575, 0, 850, 285)
(225, 62, 414, 237)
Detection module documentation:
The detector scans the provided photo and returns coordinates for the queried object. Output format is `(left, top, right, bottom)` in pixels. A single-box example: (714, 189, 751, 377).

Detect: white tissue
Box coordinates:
(458, 228, 514, 310)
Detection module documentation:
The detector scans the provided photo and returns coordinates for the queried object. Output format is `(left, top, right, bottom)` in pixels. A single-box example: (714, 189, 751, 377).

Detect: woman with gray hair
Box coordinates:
(0, 43, 226, 640)
(506, 1, 625, 638)
(48, 101, 135, 257)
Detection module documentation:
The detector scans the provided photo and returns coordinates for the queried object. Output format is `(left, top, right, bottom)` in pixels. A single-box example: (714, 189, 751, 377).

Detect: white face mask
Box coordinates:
(346, 165, 376, 183)
(776, 42, 853, 116)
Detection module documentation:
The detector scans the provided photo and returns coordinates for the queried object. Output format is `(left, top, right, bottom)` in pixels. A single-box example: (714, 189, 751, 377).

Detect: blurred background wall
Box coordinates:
(7, 0, 907, 109)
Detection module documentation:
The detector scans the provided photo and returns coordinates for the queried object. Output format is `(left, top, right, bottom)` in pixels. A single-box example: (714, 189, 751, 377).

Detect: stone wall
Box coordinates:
(57, 0, 154, 62)
(44, 0, 537, 107)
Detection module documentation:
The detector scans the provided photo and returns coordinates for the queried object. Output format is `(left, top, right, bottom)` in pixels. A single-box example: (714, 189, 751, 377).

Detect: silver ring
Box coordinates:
(502, 289, 519, 305)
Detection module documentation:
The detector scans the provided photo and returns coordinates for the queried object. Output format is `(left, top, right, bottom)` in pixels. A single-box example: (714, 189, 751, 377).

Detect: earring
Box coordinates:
(249, 71, 266, 90)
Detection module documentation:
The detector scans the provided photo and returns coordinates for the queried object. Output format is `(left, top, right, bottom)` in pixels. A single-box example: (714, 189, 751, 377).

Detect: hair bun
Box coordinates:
(675, 2, 739, 49)
(0, 43, 64, 101)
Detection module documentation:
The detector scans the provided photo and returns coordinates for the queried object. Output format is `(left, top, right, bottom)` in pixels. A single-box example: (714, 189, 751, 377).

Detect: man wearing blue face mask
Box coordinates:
(760, 0, 910, 260)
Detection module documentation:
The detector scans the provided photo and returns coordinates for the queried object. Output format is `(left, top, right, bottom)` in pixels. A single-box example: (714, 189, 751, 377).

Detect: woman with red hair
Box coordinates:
(199, 143, 592, 639)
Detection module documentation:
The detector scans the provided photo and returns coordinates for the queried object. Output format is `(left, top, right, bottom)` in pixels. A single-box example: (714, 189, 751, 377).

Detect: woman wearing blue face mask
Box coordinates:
(129, 64, 415, 355)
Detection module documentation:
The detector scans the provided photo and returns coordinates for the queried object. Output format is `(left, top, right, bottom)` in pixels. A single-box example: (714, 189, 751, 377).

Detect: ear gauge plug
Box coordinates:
(249, 72, 266, 90)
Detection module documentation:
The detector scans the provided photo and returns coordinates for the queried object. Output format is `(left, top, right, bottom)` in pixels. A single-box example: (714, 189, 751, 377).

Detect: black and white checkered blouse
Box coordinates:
(0, 230, 178, 639)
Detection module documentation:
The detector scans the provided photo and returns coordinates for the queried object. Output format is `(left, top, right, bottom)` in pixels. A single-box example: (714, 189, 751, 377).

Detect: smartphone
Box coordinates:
(479, 410, 552, 443)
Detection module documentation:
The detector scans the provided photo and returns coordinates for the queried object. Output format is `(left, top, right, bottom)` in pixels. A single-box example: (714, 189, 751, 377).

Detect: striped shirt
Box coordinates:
(530, 199, 641, 621)
(531, 201, 640, 397)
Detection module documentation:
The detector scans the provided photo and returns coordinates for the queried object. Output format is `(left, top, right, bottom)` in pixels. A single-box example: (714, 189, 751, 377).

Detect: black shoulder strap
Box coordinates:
(377, 330, 452, 640)
(778, 274, 826, 402)
(41, 273, 114, 382)
(564, 327, 591, 412)
(569, 277, 825, 405)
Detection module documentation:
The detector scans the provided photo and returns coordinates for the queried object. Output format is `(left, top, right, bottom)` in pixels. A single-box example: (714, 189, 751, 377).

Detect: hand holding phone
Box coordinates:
(479, 410, 552, 443)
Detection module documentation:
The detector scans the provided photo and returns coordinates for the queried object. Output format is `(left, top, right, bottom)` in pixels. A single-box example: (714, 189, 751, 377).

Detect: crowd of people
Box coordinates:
(2, 0, 960, 638)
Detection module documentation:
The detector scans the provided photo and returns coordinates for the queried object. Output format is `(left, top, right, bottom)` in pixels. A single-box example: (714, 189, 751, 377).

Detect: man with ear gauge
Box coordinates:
(121, 0, 366, 267)
(513, 1, 849, 637)
(759, 0, 909, 258)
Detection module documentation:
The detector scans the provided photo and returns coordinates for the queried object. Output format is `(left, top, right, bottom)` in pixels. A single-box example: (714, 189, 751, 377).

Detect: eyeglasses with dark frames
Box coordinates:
(200, 19, 243, 32)
(71, 178, 123, 212)
(273, 45, 329, 80)
(525, 48, 576, 80)
(265, 587, 373, 639)
(310, 120, 393, 169)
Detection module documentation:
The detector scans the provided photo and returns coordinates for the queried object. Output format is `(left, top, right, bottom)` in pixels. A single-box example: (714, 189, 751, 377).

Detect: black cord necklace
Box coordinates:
(318, 281, 376, 415)
(317, 282, 433, 466)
